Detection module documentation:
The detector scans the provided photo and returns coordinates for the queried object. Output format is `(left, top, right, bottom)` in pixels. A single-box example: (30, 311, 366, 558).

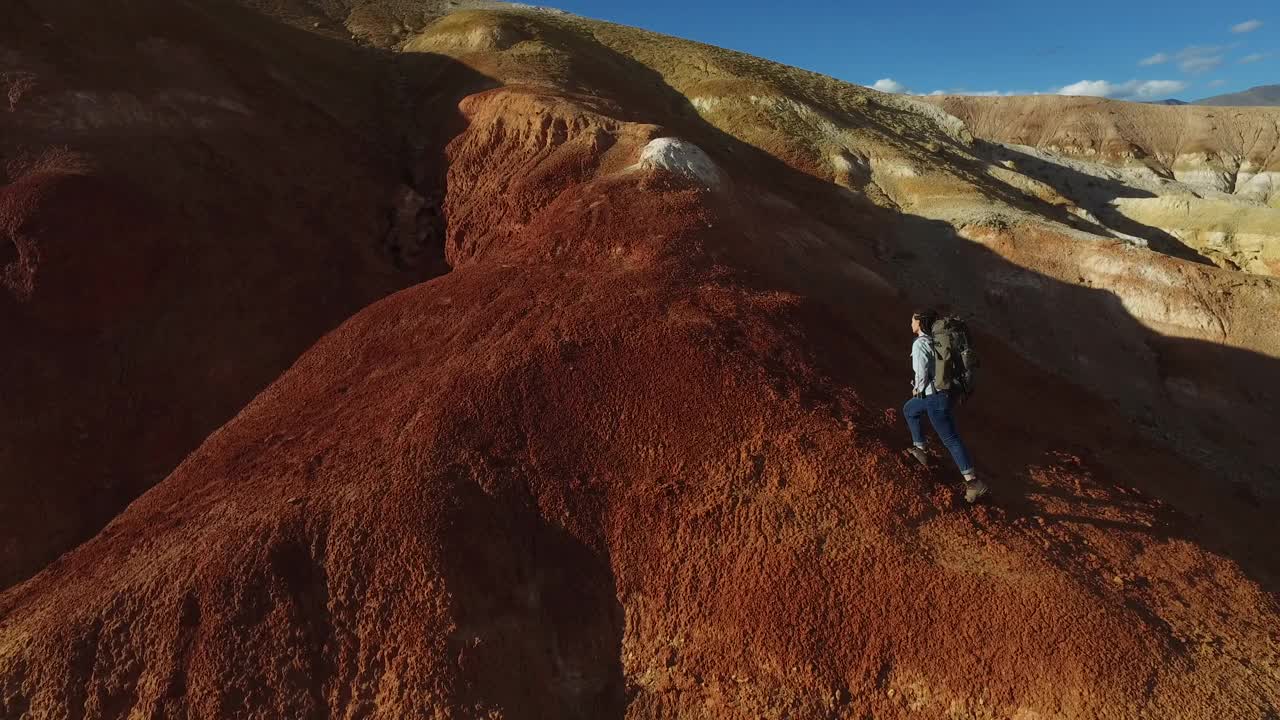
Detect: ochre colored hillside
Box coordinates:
(1, 3, 1278, 719)
(924, 95, 1280, 274)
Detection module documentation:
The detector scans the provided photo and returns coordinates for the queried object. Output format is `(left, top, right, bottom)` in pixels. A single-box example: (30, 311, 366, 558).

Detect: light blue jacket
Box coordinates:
(911, 334, 936, 396)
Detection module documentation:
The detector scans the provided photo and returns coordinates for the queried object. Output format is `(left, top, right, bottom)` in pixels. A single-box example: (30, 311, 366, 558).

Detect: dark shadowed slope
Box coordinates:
(0, 0, 497, 587)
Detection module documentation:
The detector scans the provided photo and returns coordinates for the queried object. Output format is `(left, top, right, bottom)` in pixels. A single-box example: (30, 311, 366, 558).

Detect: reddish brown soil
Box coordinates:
(1, 3, 1277, 718)
(3, 76, 1279, 717)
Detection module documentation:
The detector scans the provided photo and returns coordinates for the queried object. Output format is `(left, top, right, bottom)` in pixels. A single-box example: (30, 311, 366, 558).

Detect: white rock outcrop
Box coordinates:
(636, 137, 722, 188)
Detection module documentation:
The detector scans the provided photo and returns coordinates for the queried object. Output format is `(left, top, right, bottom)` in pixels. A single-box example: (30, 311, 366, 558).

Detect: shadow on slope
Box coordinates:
(0, 0, 494, 588)
(973, 140, 1216, 266)
(540, 29, 1280, 599)
(436, 464, 628, 718)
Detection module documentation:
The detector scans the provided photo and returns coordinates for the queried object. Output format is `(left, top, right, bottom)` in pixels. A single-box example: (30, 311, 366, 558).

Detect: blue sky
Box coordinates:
(546, 1, 1276, 100)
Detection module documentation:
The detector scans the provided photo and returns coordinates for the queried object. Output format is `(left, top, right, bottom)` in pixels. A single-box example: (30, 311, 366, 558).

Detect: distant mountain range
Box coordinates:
(1046, 85, 1279, 107)
(1192, 84, 1280, 106)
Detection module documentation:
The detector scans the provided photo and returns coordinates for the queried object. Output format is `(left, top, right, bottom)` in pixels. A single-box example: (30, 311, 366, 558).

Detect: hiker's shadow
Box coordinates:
(434, 464, 628, 719)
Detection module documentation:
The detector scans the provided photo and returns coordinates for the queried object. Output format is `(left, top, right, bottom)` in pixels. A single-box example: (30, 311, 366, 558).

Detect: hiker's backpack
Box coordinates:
(929, 316, 979, 399)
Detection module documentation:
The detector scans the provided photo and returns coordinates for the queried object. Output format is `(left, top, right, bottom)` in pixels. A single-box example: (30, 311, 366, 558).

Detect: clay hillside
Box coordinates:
(922, 95, 1280, 275)
(2, 1, 1278, 718)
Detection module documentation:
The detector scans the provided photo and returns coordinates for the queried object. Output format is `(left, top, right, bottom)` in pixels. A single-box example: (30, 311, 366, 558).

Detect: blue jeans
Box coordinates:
(903, 392, 974, 474)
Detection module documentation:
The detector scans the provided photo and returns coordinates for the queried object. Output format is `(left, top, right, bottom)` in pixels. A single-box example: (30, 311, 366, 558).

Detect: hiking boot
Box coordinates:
(905, 446, 929, 467)
(963, 477, 989, 504)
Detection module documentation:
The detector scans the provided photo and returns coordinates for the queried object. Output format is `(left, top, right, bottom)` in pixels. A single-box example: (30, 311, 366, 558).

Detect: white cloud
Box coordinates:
(1139, 52, 1170, 66)
(871, 78, 909, 94)
(1181, 55, 1224, 73)
(1054, 79, 1187, 100)
(1240, 53, 1269, 64)
(1056, 80, 1119, 97)
(1232, 19, 1263, 33)
(1132, 80, 1188, 98)
(1174, 45, 1228, 74)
